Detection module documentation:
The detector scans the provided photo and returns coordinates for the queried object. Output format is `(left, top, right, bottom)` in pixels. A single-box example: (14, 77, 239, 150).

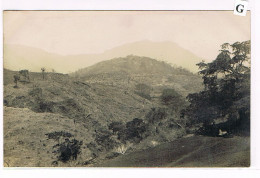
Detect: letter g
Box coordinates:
(236, 4, 244, 13)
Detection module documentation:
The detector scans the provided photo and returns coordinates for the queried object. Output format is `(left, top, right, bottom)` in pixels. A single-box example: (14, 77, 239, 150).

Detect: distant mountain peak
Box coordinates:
(4, 41, 203, 73)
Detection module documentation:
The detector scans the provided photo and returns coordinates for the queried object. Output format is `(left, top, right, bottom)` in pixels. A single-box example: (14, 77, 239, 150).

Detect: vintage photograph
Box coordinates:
(3, 11, 250, 167)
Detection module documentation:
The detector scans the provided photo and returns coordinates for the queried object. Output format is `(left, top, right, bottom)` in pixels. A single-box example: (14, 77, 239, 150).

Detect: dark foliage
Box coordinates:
(47, 131, 81, 163)
(108, 121, 125, 134)
(94, 129, 119, 151)
(19, 70, 30, 82)
(56, 139, 83, 162)
(184, 40, 250, 135)
(145, 107, 167, 124)
(45, 131, 73, 140)
(86, 141, 102, 158)
(160, 88, 186, 112)
(35, 100, 56, 113)
(13, 74, 20, 88)
(118, 118, 147, 143)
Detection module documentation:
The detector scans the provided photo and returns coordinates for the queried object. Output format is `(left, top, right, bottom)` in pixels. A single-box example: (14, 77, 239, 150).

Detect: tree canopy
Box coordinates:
(184, 40, 250, 132)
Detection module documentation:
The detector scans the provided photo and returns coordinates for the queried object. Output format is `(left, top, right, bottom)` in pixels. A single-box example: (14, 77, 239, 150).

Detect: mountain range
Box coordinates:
(4, 40, 204, 73)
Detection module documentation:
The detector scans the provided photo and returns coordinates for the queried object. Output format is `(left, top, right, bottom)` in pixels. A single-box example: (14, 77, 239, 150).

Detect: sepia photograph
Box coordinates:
(3, 10, 251, 167)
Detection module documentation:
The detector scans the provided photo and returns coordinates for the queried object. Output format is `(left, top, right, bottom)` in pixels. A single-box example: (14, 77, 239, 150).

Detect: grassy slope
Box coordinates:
(73, 56, 203, 97)
(3, 69, 162, 167)
(4, 70, 157, 124)
(4, 106, 93, 167)
(96, 136, 250, 167)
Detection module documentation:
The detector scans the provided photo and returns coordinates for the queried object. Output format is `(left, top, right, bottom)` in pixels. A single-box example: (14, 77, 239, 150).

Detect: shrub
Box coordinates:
(160, 88, 185, 111)
(146, 108, 167, 124)
(45, 131, 73, 140)
(35, 100, 55, 113)
(118, 118, 147, 143)
(108, 121, 125, 134)
(56, 138, 83, 162)
(94, 130, 119, 151)
(135, 83, 152, 100)
(29, 87, 43, 99)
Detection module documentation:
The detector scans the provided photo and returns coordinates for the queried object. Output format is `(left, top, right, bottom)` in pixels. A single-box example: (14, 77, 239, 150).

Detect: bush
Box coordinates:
(94, 130, 119, 151)
(45, 131, 73, 140)
(35, 100, 55, 113)
(146, 108, 167, 124)
(56, 138, 83, 162)
(108, 121, 125, 134)
(29, 87, 42, 98)
(135, 83, 152, 100)
(118, 118, 147, 143)
(160, 89, 185, 110)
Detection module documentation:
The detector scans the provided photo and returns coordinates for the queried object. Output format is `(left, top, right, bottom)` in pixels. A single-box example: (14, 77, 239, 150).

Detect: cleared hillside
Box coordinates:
(4, 70, 156, 125)
(73, 55, 203, 97)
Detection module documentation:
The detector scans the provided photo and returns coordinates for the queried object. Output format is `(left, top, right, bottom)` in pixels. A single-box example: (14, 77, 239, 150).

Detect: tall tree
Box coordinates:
(184, 41, 250, 129)
(13, 75, 20, 88)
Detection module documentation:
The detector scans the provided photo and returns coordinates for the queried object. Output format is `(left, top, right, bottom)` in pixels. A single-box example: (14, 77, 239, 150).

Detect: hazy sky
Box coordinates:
(4, 11, 250, 60)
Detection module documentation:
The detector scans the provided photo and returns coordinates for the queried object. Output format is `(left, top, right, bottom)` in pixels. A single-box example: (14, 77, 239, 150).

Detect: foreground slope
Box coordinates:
(96, 135, 250, 167)
(4, 106, 92, 167)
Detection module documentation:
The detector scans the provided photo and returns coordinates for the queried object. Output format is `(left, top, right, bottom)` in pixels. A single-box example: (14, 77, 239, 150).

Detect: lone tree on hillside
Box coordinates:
(13, 74, 20, 88)
(19, 70, 30, 82)
(41, 67, 46, 80)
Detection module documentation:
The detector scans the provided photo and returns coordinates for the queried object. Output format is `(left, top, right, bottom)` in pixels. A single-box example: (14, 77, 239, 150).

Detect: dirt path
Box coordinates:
(95, 136, 250, 167)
